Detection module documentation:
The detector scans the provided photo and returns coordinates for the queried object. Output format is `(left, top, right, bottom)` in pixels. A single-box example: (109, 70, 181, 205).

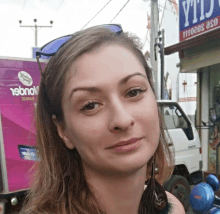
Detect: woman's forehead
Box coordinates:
(67, 45, 146, 84)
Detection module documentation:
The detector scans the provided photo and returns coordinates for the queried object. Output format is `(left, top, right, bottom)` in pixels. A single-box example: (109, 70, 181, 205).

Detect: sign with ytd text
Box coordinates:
(179, 0, 220, 41)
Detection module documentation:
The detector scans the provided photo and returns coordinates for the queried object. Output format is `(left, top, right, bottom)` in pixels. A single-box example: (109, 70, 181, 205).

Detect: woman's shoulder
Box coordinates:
(165, 191, 185, 214)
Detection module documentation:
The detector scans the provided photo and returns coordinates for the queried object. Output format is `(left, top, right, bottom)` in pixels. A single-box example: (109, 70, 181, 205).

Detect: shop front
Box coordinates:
(164, 0, 220, 178)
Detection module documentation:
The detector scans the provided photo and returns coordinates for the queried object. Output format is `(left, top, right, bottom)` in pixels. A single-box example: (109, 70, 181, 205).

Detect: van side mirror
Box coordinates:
(209, 108, 217, 123)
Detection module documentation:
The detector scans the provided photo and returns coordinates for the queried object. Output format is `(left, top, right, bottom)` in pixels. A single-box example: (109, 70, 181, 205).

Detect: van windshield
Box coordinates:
(159, 104, 187, 129)
(159, 103, 194, 140)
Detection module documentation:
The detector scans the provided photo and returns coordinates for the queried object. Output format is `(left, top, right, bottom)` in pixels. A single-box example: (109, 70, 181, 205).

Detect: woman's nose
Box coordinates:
(108, 100, 135, 133)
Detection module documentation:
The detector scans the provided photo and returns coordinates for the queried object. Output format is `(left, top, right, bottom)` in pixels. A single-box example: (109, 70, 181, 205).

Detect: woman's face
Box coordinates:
(57, 45, 160, 176)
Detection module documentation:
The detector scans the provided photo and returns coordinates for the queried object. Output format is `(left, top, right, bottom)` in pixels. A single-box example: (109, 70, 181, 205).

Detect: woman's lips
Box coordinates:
(108, 138, 142, 152)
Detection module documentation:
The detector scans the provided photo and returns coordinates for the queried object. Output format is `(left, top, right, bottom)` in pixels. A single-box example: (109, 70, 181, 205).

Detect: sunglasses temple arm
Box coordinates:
(36, 55, 44, 77)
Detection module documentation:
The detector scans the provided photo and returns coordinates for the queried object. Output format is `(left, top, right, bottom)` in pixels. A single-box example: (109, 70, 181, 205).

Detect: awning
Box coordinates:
(165, 27, 220, 56)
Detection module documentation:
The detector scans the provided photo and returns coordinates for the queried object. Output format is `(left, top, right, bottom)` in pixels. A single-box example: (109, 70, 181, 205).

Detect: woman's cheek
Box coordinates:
(74, 117, 106, 138)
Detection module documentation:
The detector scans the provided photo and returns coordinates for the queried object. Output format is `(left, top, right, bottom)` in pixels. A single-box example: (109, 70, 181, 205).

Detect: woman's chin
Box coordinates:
(108, 158, 149, 176)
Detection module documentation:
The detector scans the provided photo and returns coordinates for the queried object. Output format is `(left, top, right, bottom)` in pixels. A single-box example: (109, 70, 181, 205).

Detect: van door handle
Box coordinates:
(188, 145, 196, 149)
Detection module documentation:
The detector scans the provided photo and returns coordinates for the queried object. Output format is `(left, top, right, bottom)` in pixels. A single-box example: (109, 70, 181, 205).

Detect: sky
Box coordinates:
(0, 0, 150, 58)
(0, 0, 180, 59)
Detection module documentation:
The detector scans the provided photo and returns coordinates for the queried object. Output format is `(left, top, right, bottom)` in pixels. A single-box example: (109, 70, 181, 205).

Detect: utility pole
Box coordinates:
(19, 19, 53, 47)
(155, 29, 165, 100)
(150, 0, 159, 99)
(161, 29, 165, 99)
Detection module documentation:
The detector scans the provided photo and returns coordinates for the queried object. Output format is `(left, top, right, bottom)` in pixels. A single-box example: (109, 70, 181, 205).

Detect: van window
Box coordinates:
(159, 103, 194, 140)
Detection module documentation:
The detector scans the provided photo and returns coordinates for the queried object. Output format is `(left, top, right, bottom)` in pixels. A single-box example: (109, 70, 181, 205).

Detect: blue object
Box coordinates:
(210, 207, 220, 214)
(179, 0, 220, 32)
(32, 47, 50, 59)
(37, 36, 72, 56)
(207, 174, 220, 192)
(18, 145, 39, 161)
(190, 182, 215, 211)
(190, 174, 220, 213)
(36, 24, 122, 58)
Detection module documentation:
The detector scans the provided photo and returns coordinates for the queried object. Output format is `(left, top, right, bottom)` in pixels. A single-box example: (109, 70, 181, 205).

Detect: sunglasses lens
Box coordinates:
(37, 25, 122, 57)
(41, 35, 72, 55)
(103, 25, 122, 33)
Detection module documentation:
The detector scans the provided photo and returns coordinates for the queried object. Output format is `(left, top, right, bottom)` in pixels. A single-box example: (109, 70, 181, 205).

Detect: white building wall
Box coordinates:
(200, 68, 210, 172)
(142, 0, 198, 115)
(178, 73, 197, 124)
(179, 73, 197, 98)
(158, 1, 198, 120)
(159, 0, 179, 101)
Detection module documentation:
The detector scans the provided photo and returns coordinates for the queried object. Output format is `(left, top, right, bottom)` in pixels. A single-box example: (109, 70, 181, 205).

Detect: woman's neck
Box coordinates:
(84, 165, 147, 214)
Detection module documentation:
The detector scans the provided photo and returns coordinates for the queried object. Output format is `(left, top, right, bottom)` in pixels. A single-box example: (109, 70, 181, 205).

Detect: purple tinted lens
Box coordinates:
(103, 25, 121, 33)
(39, 25, 121, 56)
(41, 35, 72, 55)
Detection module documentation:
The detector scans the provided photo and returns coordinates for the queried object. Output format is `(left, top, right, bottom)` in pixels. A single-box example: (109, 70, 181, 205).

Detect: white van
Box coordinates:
(158, 100, 203, 212)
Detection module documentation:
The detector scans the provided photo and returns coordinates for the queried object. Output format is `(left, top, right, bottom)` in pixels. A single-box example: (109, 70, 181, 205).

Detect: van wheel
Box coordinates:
(163, 175, 191, 212)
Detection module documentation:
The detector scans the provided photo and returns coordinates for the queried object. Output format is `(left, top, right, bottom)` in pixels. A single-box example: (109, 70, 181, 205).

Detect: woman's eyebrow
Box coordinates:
(69, 72, 147, 100)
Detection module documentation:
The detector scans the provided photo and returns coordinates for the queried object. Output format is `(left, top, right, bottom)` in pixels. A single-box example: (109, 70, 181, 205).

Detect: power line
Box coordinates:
(110, 0, 130, 23)
(81, 0, 113, 30)
(143, 29, 150, 47)
(56, 0, 65, 12)
(159, 0, 168, 28)
(19, 19, 53, 46)
(39, 0, 44, 9)
(22, 0, 27, 10)
(158, 4, 175, 13)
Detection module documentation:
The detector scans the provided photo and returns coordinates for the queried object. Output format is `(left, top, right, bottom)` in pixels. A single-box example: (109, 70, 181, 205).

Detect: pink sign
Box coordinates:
(0, 58, 45, 192)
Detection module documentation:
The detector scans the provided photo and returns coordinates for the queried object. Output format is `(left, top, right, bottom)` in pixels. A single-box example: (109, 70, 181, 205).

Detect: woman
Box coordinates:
(21, 24, 185, 214)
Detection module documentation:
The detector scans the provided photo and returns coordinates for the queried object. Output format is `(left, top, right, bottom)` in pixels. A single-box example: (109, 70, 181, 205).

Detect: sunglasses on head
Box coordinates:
(36, 24, 123, 75)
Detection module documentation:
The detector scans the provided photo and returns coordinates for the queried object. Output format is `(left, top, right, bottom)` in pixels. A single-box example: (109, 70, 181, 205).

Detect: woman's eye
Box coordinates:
(80, 101, 100, 111)
(80, 88, 146, 111)
(127, 88, 147, 98)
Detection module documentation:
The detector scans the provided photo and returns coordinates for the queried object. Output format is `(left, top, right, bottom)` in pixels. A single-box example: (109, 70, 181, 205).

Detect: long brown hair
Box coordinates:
(21, 26, 175, 214)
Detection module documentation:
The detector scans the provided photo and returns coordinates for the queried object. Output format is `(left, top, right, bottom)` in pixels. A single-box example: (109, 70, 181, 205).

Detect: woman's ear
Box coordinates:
(52, 115, 75, 149)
